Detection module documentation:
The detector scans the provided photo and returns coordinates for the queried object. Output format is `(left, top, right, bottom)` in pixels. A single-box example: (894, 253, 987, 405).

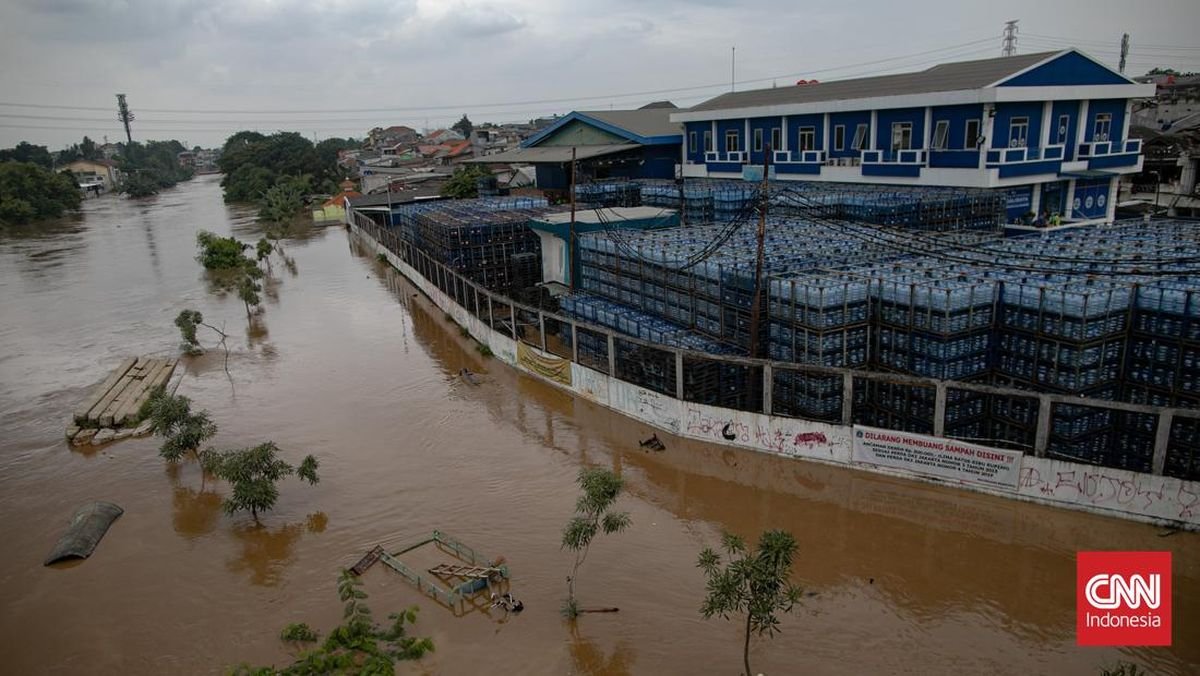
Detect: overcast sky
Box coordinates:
(1, 0, 1197, 150)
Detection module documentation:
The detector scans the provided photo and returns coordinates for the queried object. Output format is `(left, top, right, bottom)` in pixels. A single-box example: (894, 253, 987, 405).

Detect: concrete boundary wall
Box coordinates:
(355, 223, 1200, 530)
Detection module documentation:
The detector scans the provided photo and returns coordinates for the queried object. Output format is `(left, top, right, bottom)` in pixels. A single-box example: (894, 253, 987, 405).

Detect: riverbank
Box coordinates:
(1, 177, 1197, 675)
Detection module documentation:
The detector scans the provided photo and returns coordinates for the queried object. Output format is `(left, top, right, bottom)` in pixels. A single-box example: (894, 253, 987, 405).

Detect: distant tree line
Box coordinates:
(217, 131, 358, 222)
(0, 161, 81, 225)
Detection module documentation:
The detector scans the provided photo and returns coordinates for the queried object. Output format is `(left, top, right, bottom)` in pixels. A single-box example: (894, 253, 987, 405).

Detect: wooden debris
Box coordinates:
(66, 356, 179, 447)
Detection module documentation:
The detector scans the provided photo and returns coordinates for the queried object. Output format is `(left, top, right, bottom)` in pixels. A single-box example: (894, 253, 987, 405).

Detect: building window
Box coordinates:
(798, 126, 815, 151)
(1009, 117, 1029, 148)
(689, 132, 697, 154)
(753, 128, 763, 152)
(851, 123, 868, 150)
(725, 130, 739, 153)
(704, 130, 713, 152)
(770, 127, 781, 152)
(1057, 114, 1070, 144)
(931, 120, 950, 150)
(834, 125, 845, 151)
(1094, 113, 1112, 141)
(891, 122, 913, 152)
(965, 119, 981, 149)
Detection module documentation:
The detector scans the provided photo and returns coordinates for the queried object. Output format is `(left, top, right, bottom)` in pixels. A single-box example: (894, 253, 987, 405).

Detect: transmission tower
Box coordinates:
(116, 93, 134, 144)
(1002, 20, 1019, 56)
(1119, 33, 1130, 73)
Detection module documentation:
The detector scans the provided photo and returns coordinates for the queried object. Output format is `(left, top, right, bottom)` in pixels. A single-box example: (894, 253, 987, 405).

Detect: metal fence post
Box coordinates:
(510, 304, 517, 340)
(762, 363, 773, 416)
(675, 350, 684, 400)
(607, 331, 616, 376)
(841, 372, 854, 426)
(1034, 396, 1052, 457)
(571, 322, 579, 363)
(1152, 410, 1174, 475)
(933, 382, 947, 437)
(488, 295, 494, 331)
(539, 311, 547, 352)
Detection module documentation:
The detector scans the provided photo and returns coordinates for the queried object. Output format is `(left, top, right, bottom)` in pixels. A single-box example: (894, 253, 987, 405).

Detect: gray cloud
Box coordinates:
(0, 0, 1198, 149)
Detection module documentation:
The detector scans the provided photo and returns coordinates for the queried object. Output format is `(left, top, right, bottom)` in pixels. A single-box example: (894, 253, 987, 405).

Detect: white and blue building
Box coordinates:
(671, 49, 1156, 223)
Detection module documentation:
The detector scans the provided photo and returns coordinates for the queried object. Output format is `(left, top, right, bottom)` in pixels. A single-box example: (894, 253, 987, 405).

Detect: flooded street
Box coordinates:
(1, 176, 1197, 675)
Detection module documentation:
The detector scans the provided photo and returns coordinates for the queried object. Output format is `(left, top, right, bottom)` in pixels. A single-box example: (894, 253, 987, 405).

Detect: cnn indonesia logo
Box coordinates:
(1077, 551, 1172, 646)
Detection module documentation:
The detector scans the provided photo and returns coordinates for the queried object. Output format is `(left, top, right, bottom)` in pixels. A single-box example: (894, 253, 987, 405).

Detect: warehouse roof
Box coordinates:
(465, 143, 641, 164)
(686, 52, 1060, 112)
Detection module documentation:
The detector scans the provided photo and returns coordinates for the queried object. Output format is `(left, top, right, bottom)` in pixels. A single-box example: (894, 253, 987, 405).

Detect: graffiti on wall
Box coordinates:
(1018, 459, 1199, 522)
(611, 381, 680, 433)
(682, 404, 850, 461)
(517, 343, 572, 386)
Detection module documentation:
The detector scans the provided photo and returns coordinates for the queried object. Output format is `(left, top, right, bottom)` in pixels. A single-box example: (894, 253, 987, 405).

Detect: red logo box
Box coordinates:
(1077, 551, 1171, 646)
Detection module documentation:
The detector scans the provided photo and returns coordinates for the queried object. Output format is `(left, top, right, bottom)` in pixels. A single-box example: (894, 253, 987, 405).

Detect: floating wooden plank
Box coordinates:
(349, 545, 385, 576)
(99, 358, 159, 427)
(115, 358, 175, 426)
(86, 365, 141, 426)
(73, 358, 136, 424)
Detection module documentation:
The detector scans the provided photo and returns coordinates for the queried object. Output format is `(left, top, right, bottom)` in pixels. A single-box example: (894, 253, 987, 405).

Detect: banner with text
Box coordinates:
(852, 426, 1023, 491)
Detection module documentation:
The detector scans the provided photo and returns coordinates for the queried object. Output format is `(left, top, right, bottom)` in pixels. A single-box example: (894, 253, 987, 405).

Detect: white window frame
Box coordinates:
(1094, 113, 1112, 142)
(770, 127, 781, 152)
(931, 120, 950, 150)
(725, 130, 739, 153)
(798, 126, 816, 152)
(1009, 117, 1029, 148)
(834, 125, 845, 151)
(851, 123, 868, 151)
(965, 119, 981, 149)
(753, 128, 763, 152)
(703, 130, 712, 152)
(891, 121, 913, 152)
(688, 131, 697, 154)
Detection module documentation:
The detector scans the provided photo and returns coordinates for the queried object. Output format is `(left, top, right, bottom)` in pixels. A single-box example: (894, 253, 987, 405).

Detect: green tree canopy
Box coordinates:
(0, 142, 54, 169)
(451, 114, 474, 138)
(698, 530, 803, 676)
(440, 165, 492, 199)
(0, 161, 81, 224)
(201, 441, 320, 522)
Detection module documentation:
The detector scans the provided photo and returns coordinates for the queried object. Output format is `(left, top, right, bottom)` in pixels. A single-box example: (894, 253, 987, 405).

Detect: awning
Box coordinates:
(1059, 169, 1120, 179)
(464, 144, 640, 164)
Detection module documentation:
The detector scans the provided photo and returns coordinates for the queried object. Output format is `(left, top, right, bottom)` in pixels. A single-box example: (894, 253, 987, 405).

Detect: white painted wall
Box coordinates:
(356, 222, 1200, 531)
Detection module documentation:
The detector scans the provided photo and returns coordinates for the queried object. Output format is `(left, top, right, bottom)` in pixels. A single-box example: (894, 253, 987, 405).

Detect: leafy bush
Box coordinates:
(196, 231, 251, 270)
(0, 161, 81, 223)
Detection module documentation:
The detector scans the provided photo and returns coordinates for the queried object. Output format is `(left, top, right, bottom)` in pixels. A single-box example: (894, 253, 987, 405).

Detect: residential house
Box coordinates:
(369, 125, 420, 150)
(60, 158, 121, 193)
(672, 49, 1155, 223)
(466, 104, 682, 190)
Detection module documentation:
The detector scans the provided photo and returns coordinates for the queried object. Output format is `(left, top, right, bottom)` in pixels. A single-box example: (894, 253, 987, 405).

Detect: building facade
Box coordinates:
(60, 159, 121, 193)
(672, 50, 1155, 223)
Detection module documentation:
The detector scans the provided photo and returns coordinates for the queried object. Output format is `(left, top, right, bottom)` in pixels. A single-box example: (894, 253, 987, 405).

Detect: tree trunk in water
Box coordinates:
(743, 612, 752, 676)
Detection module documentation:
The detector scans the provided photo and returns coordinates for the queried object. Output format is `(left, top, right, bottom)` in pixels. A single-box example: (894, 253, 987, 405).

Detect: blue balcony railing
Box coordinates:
(1078, 138, 1140, 158)
(773, 149, 826, 164)
(985, 144, 1065, 165)
(861, 149, 927, 165)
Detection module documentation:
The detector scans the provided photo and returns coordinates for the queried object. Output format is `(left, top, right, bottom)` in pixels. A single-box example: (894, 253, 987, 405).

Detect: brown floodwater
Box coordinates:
(0, 176, 1196, 675)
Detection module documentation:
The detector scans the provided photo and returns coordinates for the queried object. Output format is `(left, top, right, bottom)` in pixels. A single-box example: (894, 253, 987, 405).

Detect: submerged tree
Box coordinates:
(201, 441, 319, 523)
(561, 467, 631, 618)
(141, 387, 217, 463)
(698, 530, 803, 676)
(231, 569, 433, 675)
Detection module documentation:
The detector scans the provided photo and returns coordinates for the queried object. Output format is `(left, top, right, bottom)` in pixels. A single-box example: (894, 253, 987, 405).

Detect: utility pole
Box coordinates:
(1002, 20, 1019, 57)
(748, 144, 771, 359)
(731, 47, 736, 92)
(116, 94, 134, 144)
(568, 146, 577, 290)
(1119, 33, 1130, 73)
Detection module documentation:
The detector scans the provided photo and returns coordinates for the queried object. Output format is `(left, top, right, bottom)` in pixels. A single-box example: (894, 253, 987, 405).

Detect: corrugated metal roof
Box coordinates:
(576, 109, 683, 138)
(686, 51, 1058, 112)
(464, 144, 641, 164)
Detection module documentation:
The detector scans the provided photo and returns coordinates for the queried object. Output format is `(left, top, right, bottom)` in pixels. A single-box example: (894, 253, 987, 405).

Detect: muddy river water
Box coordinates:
(0, 176, 1196, 675)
